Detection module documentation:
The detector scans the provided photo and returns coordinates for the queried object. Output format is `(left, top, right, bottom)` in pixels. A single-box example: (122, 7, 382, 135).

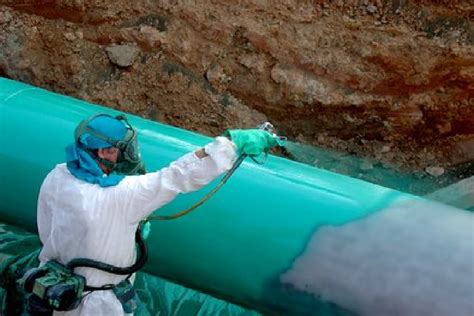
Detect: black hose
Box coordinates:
(66, 224, 148, 277)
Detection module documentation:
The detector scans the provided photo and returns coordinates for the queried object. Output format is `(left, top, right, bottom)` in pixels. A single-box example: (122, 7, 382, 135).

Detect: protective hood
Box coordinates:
(76, 115, 127, 149)
(65, 144, 125, 187)
(65, 114, 130, 187)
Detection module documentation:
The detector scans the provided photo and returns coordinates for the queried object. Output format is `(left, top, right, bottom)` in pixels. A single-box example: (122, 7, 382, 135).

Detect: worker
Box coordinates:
(30, 113, 278, 315)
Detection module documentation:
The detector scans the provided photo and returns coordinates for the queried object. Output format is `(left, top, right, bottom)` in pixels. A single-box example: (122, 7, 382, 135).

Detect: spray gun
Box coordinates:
(257, 122, 286, 143)
(257, 121, 276, 133)
(258, 122, 287, 143)
(253, 122, 287, 165)
(147, 122, 285, 221)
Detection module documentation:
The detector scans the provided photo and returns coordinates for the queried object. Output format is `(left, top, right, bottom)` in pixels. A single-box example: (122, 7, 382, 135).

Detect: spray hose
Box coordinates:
(145, 153, 247, 221)
(145, 122, 286, 222)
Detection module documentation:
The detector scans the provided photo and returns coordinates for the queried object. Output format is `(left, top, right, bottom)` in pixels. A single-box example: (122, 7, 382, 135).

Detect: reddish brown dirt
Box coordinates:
(1, 0, 473, 172)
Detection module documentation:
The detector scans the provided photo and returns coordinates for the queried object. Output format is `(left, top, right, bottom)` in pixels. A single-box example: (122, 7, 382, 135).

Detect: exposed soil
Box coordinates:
(1, 0, 473, 179)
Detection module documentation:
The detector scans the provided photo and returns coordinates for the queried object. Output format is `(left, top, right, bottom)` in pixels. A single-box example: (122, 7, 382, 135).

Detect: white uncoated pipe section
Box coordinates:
(281, 198, 474, 316)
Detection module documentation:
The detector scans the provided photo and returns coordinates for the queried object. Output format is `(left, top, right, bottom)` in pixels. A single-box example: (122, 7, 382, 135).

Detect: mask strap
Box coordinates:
(97, 156, 116, 171)
(75, 113, 132, 147)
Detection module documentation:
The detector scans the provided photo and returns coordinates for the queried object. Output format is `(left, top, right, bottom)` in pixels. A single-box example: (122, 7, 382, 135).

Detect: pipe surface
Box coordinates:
(1, 78, 472, 315)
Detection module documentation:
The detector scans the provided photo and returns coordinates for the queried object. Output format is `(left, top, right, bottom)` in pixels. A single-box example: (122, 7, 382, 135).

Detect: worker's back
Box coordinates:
(37, 163, 137, 289)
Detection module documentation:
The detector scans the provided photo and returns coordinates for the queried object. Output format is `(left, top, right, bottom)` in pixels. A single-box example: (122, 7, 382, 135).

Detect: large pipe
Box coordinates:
(0, 78, 472, 315)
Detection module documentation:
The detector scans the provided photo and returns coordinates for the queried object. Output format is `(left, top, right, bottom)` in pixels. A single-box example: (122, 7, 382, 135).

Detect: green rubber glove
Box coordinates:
(224, 129, 279, 156)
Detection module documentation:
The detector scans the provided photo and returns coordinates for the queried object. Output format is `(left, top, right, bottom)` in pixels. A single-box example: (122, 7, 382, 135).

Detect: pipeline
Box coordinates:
(0, 78, 473, 315)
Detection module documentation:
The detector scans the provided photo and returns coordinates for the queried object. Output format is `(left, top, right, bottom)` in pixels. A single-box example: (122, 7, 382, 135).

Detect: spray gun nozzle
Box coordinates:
(257, 122, 286, 147)
(257, 122, 275, 134)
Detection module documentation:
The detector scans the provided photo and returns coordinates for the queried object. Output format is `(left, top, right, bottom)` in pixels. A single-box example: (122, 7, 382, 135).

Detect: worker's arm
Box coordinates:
(115, 136, 237, 223)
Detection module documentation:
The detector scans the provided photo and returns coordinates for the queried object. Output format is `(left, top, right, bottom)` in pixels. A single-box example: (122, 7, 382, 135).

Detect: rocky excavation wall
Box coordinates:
(0, 0, 473, 172)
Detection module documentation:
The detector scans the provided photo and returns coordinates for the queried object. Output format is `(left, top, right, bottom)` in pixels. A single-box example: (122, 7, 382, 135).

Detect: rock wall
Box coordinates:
(0, 0, 473, 171)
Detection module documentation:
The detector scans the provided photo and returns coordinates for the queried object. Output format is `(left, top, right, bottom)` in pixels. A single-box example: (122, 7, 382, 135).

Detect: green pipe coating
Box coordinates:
(1, 78, 472, 315)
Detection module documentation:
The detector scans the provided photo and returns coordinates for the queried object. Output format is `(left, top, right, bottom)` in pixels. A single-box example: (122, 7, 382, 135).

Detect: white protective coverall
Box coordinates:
(37, 137, 237, 315)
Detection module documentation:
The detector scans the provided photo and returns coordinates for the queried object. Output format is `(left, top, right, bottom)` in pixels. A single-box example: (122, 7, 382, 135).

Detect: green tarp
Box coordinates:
(0, 223, 259, 316)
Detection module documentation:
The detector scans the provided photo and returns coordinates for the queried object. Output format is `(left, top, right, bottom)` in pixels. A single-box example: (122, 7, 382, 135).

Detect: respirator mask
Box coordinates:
(108, 115, 146, 175)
